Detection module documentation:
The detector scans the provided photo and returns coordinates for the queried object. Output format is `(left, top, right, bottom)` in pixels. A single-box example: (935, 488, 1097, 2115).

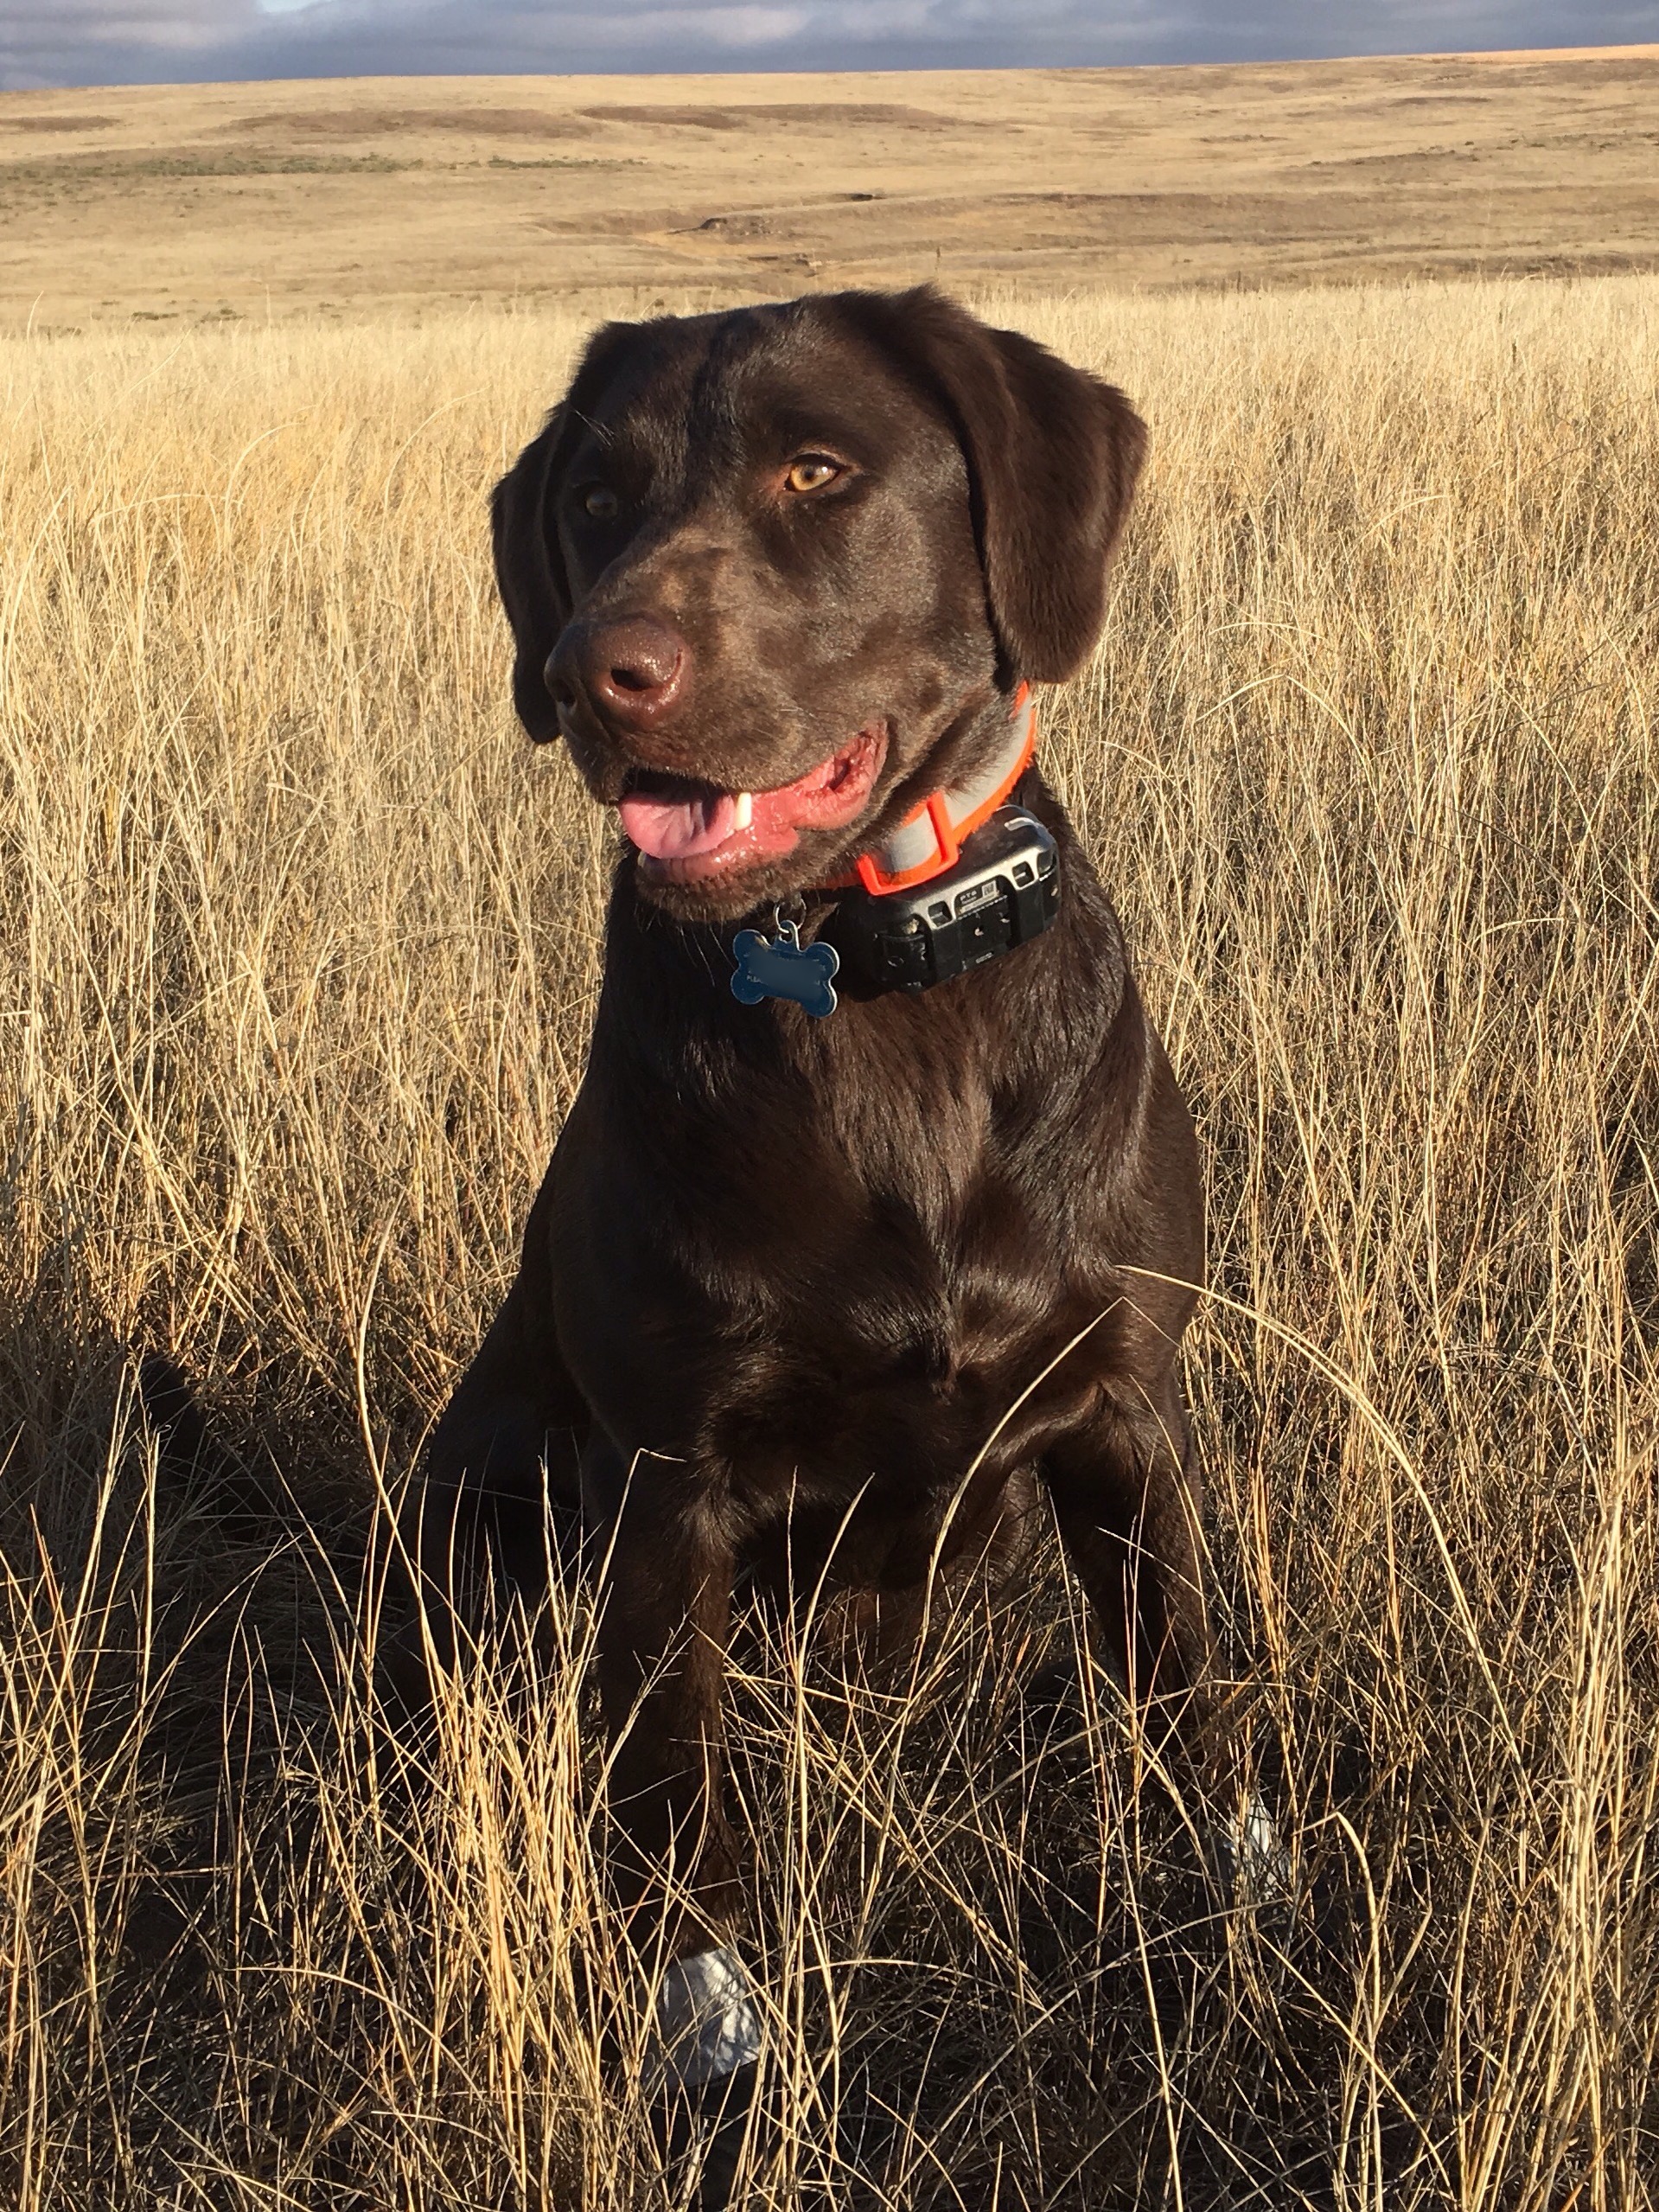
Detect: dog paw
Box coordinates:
(648, 1947, 767, 2210)
(649, 1945, 763, 2092)
(1216, 1788, 1293, 1905)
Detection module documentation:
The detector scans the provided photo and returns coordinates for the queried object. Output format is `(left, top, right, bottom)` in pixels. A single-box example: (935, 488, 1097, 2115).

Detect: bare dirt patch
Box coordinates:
(228, 105, 599, 139)
(3, 113, 116, 133)
(581, 100, 982, 131)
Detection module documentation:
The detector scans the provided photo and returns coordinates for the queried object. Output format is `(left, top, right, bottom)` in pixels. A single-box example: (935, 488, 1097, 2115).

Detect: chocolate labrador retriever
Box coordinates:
(405, 284, 1220, 2174)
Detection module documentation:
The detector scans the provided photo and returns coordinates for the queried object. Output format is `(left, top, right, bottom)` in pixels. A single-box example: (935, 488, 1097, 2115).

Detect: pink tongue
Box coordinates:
(618, 787, 737, 861)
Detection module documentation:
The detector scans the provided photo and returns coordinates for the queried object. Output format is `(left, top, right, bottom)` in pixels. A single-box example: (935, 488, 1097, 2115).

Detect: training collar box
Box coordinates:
(828, 804, 1060, 993)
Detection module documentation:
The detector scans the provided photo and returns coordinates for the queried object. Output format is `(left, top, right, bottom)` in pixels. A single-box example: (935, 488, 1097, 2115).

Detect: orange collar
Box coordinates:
(826, 685, 1037, 897)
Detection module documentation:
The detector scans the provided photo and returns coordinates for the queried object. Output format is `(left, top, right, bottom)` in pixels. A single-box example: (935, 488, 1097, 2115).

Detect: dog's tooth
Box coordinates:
(731, 791, 754, 831)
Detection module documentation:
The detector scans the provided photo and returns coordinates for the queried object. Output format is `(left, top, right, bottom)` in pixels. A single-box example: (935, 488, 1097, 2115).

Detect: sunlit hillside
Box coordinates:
(0, 47, 1656, 328)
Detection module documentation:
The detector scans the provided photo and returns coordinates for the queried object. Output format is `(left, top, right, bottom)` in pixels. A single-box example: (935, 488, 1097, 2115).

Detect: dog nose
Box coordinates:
(549, 615, 689, 731)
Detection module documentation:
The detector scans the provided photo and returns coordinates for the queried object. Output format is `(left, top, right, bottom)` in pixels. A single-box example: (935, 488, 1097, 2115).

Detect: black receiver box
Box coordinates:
(829, 805, 1061, 992)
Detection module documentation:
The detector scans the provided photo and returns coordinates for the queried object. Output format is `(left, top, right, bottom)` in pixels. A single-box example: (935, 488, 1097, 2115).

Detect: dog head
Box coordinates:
(492, 286, 1145, 921)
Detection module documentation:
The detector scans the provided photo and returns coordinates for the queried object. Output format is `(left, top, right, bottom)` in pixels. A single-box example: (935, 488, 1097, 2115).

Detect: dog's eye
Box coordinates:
(784, 456, 844, 495)
(580, 484, 619, 520)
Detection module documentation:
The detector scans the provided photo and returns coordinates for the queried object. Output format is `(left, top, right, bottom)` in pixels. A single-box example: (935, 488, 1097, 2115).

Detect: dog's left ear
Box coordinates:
(490, 410, 571, 746)
(491, 317, 646, 745)
(847, 286, 1147, 684)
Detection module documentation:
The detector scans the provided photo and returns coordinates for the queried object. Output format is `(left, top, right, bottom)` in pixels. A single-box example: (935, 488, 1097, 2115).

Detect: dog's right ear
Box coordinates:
(828, 287, 1145, 686)
(491, 321, 641, 745)
(490, 409, 572, 747)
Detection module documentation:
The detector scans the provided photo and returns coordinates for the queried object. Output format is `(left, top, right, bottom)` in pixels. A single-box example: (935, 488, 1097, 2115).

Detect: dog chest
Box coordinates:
(548, 1038, 1126, 1491)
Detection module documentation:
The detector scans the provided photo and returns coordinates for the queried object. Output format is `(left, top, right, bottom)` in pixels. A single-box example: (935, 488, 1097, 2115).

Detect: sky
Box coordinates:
(3, 0, 1656, 94)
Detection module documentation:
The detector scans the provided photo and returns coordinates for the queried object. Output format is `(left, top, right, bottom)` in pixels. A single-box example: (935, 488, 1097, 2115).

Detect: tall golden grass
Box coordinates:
(1, 275, 1656, 2208)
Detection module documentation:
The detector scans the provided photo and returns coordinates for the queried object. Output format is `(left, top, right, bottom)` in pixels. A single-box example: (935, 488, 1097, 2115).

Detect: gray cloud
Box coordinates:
(3, 0, 1657, 93)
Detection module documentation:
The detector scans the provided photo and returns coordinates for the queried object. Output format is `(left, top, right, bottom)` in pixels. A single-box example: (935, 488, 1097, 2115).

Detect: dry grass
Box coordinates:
(1, 273, 1656, 2208)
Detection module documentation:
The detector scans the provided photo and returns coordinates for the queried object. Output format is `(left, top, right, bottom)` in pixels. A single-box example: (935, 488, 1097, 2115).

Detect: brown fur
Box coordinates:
(406, 287, 1207, 1949)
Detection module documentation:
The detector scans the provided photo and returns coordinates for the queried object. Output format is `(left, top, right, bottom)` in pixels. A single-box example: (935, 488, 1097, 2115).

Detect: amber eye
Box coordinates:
(784, 455, 843, 495)
(581, 483, 619, 520)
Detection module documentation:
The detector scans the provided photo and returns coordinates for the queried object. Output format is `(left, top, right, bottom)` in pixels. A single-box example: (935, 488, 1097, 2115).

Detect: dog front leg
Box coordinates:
(1043, 1384, 1287, 1893)
(1041, 1379, 1212, 1757)
(388, 1162, 588, 1695)
(583, 1435, 759, 2118)
(589, 1438, 743, 1942)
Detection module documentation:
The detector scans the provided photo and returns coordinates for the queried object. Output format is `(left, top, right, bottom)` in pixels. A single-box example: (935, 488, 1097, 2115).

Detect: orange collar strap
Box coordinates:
(827, 685, 1037, 897)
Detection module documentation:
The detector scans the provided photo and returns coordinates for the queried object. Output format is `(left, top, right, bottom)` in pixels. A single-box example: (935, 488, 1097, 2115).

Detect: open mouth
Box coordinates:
(617, 727, 888, 885)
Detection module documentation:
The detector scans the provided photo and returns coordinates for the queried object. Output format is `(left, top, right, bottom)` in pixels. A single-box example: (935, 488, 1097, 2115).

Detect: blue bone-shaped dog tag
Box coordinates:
(731, 918, 839, 1018)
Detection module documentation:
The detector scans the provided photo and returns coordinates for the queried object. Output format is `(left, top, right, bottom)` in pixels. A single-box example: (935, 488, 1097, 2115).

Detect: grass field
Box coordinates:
(3, 48, 1658, 328)
(1, 271, 1657, 2208)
